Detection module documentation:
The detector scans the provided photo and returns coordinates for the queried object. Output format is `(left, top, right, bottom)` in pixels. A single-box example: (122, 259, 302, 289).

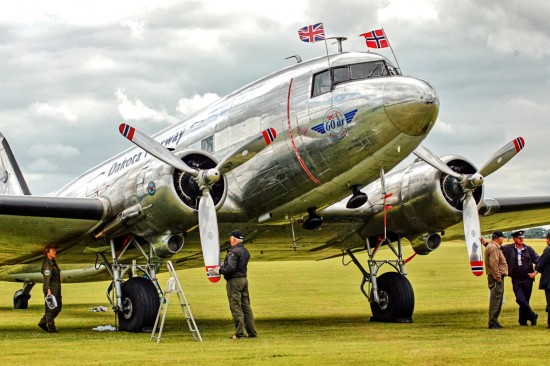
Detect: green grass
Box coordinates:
(1, 240, 549, 365)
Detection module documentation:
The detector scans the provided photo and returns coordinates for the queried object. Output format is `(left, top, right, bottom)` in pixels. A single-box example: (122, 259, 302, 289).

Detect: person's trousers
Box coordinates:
(39, 295, 62, 330)
(512, 278, 536, 324)
(226, 277, 256, 337)
(545, 289, 550, 325)
(488, 276, 504, 326)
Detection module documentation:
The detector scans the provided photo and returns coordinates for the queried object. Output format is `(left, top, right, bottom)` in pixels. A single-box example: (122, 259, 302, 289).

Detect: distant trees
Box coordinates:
(502, 227, 549, 239)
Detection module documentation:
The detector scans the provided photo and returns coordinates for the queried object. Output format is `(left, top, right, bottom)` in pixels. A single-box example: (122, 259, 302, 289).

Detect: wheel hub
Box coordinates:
(377, 290, 389, 310)
(121, 297, 134, 320)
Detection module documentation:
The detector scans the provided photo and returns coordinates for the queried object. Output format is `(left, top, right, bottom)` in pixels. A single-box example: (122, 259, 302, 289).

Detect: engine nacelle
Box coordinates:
(357, 156, 482, 250)
(410, 233, 441, 255)
(149, 234, 185, 258)
(100, 149, 227, 240)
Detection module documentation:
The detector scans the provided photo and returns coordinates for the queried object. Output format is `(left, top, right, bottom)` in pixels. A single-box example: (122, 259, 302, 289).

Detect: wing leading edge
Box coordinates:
(0, 195, 110, 265)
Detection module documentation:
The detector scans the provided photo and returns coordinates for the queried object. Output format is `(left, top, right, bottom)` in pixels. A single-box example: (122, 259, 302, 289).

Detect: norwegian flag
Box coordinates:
(360, 29, 389, 49)
(298, 23, 325, 43)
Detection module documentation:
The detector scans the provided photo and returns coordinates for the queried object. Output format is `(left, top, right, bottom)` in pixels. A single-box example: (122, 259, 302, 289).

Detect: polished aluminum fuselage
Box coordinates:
(56, 52, 438, 225)
(0, 51, 439, 282)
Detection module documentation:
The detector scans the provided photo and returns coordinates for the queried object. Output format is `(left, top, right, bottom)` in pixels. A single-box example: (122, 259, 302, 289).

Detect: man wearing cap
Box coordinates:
(502, 230, 539, 326)
(481, 231, 508, 329)
(218, 230, 257, 339)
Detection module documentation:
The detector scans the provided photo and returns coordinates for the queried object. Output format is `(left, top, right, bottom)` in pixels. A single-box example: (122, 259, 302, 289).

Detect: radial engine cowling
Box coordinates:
(106, 149, 227, 239)
(357, 156, 482, 253)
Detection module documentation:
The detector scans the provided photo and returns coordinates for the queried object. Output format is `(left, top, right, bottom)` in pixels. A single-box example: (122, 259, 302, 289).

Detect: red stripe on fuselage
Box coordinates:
(286, 78, 320, 185)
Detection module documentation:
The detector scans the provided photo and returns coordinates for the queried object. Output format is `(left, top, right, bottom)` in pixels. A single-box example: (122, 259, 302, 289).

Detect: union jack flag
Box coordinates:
(298, 23, 325, 43)
(359, 29, 389, 49)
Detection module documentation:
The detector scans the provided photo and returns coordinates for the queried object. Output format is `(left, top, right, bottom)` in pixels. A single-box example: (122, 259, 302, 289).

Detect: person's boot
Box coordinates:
(38, 321, 48, 331)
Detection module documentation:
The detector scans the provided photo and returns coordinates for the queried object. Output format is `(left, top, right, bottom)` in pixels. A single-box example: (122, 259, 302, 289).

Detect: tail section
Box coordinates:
(0, 133, 31, 195)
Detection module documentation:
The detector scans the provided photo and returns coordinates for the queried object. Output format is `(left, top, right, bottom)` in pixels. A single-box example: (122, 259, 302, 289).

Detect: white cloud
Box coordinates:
(115, 88, 178, 124)
(28, 144, 80, 158)
(176, 93, 220, 117)
(378, 0, 438, 21)
(85, 56, 118, 71)
(0, 0, 174, 25)
(30, 102, 78, 122)
(120, 19, 147, 39)
(28, 157, 59, 172)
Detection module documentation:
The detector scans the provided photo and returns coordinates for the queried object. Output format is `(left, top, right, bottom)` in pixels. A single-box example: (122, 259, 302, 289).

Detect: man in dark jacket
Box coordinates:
(536, 231, 550, 329)
(502, 230, 539, 326)
(218, 230, 257, 339)
(38, 245, 62, 332)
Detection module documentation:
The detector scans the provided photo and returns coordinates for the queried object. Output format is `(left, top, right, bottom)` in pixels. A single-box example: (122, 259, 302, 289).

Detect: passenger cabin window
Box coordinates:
(201, 135, 214, 153)
(311, 60, 400, 97)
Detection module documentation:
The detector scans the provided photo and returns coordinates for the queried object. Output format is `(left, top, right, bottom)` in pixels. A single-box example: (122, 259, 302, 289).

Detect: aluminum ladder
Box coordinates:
(150, 261, 202, 342)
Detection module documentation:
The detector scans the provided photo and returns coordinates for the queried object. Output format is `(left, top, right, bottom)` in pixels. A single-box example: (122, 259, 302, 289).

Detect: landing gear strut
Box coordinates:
(345, 236, 414, 323)
(98, 235, 161, 332)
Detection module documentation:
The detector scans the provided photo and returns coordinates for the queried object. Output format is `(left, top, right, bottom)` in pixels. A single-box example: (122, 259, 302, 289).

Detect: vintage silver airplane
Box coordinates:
(1, 47, 549, 331)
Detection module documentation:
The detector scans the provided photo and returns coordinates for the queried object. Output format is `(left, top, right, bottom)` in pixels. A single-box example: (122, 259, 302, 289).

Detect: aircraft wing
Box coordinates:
(443, 196, 550, 240)
(0, 195, 109, 265)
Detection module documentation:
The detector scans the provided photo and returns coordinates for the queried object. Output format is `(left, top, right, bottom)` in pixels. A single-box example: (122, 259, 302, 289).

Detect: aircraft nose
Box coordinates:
(383, 77, 439, 136)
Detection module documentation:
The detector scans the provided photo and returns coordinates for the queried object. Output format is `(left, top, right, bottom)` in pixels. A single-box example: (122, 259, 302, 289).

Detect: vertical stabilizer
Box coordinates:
(0, 133, 31, 195)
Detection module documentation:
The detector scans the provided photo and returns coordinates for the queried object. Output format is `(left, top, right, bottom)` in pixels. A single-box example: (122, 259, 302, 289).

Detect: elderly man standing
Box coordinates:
(502, 230, 539, 326)
(481, 231, 508, 329)
(216, 230, 257, 339)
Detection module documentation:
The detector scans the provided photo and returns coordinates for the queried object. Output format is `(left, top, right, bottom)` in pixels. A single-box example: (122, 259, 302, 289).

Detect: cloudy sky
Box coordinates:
(1, 0, 549, 198)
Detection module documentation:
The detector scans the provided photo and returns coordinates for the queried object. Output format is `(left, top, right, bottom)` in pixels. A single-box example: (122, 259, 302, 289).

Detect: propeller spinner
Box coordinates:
(413, 137, 525, 276)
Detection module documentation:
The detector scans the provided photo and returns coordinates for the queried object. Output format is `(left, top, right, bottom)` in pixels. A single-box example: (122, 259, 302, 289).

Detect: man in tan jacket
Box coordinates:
(481, 231, 508, 329)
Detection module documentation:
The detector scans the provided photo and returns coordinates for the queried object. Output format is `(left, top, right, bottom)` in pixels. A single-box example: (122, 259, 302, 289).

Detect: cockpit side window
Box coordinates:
(333, 67, 350, 83)
(312, 70, 331, 97)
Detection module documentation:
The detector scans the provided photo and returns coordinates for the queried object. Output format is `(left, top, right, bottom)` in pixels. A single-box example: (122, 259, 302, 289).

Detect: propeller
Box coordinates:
(413, 137, 525, 276)
(119, 123, 277, 282)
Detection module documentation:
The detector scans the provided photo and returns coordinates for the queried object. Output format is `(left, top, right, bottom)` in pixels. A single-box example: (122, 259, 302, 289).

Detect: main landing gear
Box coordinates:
(344, 236, 414, 323)
(97, 235, 161, 332)
(13, 282, 35, 309)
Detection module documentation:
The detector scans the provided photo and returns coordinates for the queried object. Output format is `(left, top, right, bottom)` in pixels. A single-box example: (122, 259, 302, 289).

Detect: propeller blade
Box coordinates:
(119, 123, 198, 176)
(477, 137, 525, 177)
(413, 145, 462, 179)
(216, 128, 277, 174)
(462, 191, 483, 276)
(198, 189, 221, 283)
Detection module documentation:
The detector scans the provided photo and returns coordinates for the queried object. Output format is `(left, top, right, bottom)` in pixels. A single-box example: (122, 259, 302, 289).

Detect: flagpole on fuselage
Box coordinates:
(382, 27, 401, 73)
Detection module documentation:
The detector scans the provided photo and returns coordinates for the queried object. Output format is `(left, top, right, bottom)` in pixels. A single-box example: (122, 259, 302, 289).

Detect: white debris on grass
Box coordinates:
(92, 325, 117, 331)
(90, 306, 108, 312)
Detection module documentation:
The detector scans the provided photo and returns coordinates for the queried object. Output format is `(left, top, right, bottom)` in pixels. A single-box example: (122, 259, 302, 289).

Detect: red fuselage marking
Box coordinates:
(286, 78, 320, 185)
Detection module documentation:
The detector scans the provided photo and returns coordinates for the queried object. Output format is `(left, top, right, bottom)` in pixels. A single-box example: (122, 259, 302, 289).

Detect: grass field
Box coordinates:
(1, 240, 549, 365)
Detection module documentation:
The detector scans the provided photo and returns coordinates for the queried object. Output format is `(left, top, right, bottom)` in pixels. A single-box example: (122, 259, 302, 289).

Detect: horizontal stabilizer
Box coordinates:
(0, 133, 31, 195)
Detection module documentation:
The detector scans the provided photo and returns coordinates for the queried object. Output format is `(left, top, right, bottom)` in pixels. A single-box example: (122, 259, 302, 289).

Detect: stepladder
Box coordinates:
(150, 261, 202, 342)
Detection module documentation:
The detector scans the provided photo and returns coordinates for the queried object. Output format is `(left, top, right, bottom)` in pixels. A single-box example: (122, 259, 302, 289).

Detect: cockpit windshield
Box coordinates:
(312, 60, 400, 97)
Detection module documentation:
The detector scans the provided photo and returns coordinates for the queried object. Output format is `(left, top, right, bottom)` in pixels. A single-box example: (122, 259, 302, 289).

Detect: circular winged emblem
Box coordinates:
(323, 108, 348, 141)
(44, 269, 51, 276)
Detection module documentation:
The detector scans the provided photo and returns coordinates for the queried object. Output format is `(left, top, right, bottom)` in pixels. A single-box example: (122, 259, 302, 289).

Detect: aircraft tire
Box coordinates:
(13, 289, 30, 309)
(370, 272, 414, 323)
(118, 277, 160, 332)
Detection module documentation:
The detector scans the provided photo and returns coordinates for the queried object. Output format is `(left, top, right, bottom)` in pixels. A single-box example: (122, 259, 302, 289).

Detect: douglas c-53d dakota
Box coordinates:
(2, 43, 550, 332)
